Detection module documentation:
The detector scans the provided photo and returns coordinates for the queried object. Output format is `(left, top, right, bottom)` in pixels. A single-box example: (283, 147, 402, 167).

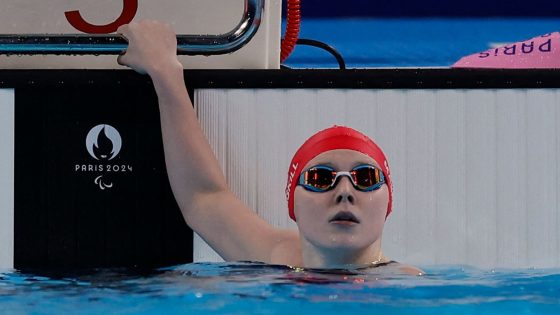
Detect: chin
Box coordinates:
(321, 233, 376, 251)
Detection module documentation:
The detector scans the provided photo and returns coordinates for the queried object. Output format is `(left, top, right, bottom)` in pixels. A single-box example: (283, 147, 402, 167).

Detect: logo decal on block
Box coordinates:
(94, 175, 113, 190)
(86, 124, 122, 160)
(75, 124, 133, 191)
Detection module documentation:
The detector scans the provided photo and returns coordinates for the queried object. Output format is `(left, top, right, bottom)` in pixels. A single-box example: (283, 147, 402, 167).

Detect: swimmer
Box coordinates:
(117, 20, 421, 275)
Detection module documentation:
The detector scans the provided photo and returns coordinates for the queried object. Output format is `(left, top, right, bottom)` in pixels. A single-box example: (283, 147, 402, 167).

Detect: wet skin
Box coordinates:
(294, 149, 389, 266)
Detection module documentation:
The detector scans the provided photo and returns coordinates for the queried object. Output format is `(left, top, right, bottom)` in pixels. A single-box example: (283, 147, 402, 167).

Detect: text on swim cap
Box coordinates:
(285, 162, 298, 200)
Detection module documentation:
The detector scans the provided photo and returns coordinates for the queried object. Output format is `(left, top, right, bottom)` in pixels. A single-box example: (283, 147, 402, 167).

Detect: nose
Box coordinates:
(334, 176, 355, 204)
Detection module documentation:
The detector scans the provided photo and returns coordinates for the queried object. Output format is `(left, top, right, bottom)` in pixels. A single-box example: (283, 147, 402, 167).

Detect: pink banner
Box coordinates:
(452, 32, 560, 69)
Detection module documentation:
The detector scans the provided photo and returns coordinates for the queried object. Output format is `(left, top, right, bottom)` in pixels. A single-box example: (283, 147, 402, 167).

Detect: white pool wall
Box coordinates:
(194, 88, 560, 269)
(0, 89, 14, 270)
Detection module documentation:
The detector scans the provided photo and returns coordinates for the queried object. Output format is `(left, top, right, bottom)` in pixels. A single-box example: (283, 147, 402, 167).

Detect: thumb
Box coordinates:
(117, 54, 126, 66)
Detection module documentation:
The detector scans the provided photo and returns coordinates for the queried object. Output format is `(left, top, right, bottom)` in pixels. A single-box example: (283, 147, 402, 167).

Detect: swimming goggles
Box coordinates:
(298, 164, 385, 193)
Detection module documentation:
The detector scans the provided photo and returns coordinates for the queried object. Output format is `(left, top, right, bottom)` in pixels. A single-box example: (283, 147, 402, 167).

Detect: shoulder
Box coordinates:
(375, 257, 424, 276)
(269, 229, 302, 266)
(396, 263, 424, 276)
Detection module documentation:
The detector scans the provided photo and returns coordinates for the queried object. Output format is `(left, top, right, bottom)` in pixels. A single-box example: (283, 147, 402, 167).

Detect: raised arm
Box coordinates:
(116, 21, 299, 264)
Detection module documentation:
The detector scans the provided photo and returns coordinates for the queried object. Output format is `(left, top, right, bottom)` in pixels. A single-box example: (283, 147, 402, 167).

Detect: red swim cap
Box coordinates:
(285, 126, 393, 221)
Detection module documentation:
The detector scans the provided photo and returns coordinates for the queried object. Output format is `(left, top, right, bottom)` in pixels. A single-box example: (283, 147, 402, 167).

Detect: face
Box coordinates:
(294, 149, 389, 252)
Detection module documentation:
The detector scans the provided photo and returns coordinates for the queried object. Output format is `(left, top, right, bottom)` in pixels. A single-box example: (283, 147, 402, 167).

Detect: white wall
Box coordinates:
(194, 88, 560, 268)
(0, 89, 15, 270)
(0, 0, 281, 69)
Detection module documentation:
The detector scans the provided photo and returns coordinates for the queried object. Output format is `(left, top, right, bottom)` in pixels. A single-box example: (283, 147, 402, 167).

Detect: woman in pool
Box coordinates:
(117, 20, 420, 274)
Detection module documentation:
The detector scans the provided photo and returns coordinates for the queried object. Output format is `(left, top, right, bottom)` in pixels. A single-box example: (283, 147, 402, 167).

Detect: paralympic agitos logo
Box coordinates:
(74, 124, 133, 190)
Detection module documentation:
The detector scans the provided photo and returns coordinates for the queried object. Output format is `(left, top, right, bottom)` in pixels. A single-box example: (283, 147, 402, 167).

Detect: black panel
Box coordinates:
(287, 0, 560, 18)
(14, 84, 192, 268)
(185, 69, 560, 89)
(2, 69, 560, 90)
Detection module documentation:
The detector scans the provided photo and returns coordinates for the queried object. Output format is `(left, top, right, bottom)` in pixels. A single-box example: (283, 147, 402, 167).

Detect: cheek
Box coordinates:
(361, 187, 390, 224)
(293, 189, 336, 237)
(293, 189, 322, 221)
(353, 193, 388, 245)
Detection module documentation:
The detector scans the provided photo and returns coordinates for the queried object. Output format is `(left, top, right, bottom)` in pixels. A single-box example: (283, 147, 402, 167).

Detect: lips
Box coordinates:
(329, 211, 360, 224)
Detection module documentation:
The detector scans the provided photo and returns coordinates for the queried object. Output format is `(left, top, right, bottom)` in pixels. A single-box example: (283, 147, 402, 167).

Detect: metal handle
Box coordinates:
(0, 0, 264, 55)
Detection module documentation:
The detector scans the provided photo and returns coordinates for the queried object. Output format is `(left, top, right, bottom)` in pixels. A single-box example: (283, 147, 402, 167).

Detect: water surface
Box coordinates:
(1, 262, 559, 314)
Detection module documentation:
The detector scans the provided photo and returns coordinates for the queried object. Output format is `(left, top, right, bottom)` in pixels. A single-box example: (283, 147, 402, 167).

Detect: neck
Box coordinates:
(300, 238, 386, 269)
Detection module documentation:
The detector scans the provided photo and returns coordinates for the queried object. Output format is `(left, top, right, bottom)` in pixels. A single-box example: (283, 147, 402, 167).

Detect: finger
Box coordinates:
(115, 25, 130, 60)
(117, 28, 130, 43)
(115, 33, 128, 63)
(116, 54, 126, 66)
(116, 54, 134, 70)
(116, 23, 130, 36)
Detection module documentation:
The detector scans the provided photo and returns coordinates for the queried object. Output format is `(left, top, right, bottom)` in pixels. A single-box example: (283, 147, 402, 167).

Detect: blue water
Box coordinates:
(284, 18, 560, 68)
(1, 263, 559, 314)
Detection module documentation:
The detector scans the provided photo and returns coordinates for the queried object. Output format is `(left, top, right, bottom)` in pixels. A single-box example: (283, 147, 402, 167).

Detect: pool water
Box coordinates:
(1, 262, 559, 314)
(285, 18, 560, 68)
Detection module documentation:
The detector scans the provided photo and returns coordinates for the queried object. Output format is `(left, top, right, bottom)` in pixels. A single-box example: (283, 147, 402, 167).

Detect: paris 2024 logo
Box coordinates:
(75, 124, 133, 190)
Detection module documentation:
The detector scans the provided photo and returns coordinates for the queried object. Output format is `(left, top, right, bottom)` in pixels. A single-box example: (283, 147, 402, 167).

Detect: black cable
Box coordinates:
(282, 38, 346, 69)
